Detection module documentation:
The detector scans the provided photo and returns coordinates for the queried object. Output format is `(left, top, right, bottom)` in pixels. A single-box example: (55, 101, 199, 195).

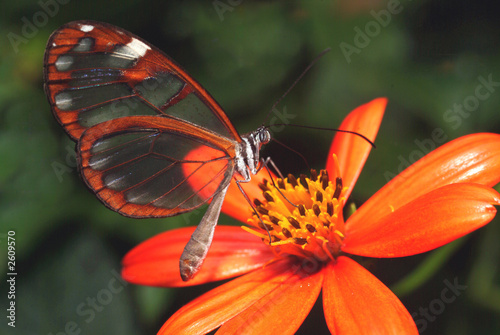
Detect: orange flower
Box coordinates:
(122, 98, 500, 334)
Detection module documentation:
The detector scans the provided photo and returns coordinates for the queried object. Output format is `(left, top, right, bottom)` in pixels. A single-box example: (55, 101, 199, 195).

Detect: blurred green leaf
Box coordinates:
(0, 233, 139, 335)
(1, 1, 499, 334)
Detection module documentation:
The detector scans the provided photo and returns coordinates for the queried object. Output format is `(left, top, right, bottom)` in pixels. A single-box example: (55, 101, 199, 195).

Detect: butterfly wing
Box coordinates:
(44, 20, 240, 142)
(43, 21, 244, 218)
(78, 115, 236, 218)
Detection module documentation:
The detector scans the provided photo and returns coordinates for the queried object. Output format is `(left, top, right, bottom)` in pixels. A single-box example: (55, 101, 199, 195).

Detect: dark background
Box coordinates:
(1, 0, 500, 334)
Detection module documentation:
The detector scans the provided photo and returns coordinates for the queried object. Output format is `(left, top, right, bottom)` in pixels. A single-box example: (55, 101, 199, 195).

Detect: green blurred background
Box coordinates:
(1, 0, 500, 334)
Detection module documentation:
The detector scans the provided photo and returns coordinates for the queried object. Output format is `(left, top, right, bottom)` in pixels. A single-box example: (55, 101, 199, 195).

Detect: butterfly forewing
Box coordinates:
(44, 20, 240, 141)
(78, 116, 236, 218)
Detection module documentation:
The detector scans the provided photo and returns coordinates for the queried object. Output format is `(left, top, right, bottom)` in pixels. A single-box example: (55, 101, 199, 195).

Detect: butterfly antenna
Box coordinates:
(263, 48, 331, 124)
(271, 124, 376, 148)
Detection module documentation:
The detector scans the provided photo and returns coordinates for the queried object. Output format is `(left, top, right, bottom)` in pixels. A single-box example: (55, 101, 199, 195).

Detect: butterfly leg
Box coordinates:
(234, 175, 275, 244)
(260, 156, 284, 179)
(260, 157, 298, 209)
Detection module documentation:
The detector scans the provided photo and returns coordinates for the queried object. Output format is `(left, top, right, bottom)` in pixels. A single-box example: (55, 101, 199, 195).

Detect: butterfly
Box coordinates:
(44, 21, 271, 281)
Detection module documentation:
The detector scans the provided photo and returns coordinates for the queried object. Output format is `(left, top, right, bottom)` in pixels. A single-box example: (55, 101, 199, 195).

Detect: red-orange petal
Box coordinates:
(326, 98, 386, 200)
(158, 258, 301, 334)
(348, 133, 500, 228)
(323, 256, 418, 335)
(122, 226, 274, 287)
(342, 183, 500, 257)
(216, 263, 323, 335)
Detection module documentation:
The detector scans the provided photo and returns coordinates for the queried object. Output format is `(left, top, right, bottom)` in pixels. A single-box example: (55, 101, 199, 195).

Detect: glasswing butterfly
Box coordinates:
(44, 21, 271, 281)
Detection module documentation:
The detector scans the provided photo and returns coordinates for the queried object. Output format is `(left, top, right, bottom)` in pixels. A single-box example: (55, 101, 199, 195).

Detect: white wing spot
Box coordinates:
(104, 173, 128, 190)
(55, 55, 73, 71)
(126, 38, 150, 57)
(80, 24, 94, 32)
(73, 37, 93, 52)
(54, 93, 72, 110)
(125, 189, 153, 205)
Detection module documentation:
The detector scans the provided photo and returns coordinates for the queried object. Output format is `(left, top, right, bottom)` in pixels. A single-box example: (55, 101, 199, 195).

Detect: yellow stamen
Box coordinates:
(246, 158, 348, 263)
(241, 225, 268, 239)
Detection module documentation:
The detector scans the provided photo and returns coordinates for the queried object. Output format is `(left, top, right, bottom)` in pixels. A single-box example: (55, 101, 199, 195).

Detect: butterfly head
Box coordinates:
(237, 126, 271, 178)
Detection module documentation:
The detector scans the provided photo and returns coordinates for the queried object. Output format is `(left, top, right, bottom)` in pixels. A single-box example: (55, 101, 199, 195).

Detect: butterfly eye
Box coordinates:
(259, 129, 271, 144)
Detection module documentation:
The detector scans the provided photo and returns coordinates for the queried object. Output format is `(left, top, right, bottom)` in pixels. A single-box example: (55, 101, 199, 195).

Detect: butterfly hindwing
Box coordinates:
(78, 116, 237, 218)
(44, 20, 240, 142)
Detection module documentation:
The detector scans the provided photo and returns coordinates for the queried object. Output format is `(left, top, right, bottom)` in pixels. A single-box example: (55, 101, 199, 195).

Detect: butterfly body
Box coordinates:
(44, 21, 270, 280)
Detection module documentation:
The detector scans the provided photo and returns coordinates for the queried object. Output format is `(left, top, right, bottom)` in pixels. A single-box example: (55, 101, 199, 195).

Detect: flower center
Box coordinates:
(244, 157, 348, 263)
